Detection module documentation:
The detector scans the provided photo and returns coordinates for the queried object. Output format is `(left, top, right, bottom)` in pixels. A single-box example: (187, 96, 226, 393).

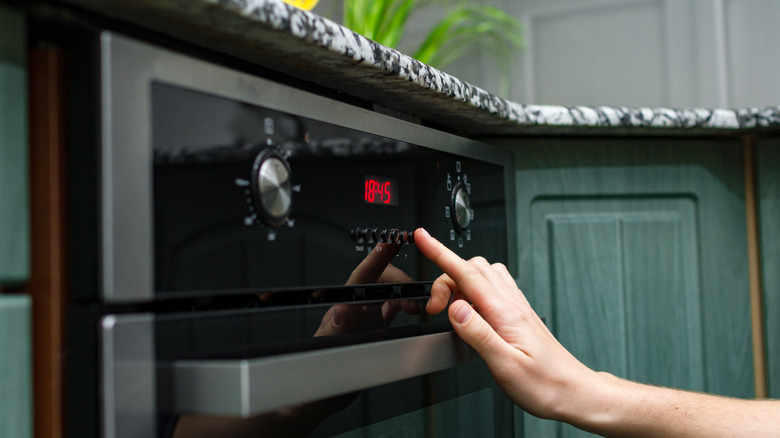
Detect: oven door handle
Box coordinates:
(159, 331, 475, 417)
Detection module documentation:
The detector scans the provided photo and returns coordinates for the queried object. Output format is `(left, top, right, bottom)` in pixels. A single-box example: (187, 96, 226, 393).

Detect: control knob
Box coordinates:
(451, 182, 471, 232)
(251, 149, 292, 227)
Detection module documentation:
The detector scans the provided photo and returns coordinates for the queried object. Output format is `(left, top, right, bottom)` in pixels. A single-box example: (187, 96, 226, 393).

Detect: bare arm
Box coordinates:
(414, 227, 780, 437)
(580, 376, 780, 437)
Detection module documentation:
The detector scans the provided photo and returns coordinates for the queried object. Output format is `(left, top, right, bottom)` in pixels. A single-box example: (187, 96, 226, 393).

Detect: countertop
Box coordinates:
(55, 0, 780, 136)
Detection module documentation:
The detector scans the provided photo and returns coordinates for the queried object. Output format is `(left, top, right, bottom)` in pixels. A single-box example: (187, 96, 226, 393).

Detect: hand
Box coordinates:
(414, 227, 602, 422)
(315, 243, 419, 337)
(416, 227, 780, 437)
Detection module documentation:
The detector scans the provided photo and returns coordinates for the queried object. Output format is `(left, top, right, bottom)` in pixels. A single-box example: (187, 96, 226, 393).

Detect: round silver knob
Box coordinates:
(452, 182, 471, 232)
(252, 150, 292, 227)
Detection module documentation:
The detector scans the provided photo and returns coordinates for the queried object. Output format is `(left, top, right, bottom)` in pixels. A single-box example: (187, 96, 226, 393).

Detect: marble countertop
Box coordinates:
(56, 0, 780, 136)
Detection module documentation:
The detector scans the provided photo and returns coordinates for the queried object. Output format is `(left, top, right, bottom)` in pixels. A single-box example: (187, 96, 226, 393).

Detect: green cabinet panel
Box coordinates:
(535, 198, 703, 389)
(757, 138, 780, 398)
(0, 5, 29, 285)
(0, 295, 32, 438)
(505, 138, 753, 437)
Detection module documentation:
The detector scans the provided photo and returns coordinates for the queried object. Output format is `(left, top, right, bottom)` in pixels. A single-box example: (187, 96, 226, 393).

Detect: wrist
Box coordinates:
(554, 371, 640, 435)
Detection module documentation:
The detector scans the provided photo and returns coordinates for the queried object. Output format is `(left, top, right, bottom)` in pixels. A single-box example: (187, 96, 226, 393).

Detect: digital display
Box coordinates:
(364, 175, 398, 206)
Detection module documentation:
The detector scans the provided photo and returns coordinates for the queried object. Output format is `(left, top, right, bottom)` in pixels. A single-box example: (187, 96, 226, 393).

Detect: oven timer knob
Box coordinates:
(251, 149, 293, 227)
(451, 182, 472, 232)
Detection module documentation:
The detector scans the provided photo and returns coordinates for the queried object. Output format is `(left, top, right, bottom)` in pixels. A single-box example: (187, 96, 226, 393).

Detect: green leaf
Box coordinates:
(340, 0, 523, 97)
(363, 0, 387, 39)
(377, 0, 418, 47)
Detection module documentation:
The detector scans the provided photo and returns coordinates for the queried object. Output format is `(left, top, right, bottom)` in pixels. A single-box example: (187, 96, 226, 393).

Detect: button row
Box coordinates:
(350, 228, 415, 245)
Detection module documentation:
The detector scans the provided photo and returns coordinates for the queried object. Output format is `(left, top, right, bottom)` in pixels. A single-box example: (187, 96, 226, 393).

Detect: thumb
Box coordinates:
(448, 300, 509, 362)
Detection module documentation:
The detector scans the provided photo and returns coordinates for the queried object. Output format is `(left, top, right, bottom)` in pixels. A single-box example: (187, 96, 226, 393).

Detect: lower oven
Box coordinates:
(104, 301, 514, 438)
(67, 32, 518, 438)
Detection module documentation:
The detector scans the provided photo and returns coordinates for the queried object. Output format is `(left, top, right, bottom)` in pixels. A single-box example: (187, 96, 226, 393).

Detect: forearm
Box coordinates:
(566, 372, 780, 437)
(412, 229, 780, 437)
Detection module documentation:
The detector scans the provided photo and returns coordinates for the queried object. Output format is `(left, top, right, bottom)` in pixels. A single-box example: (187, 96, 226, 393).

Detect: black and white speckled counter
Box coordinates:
(55, 0, 780, 136)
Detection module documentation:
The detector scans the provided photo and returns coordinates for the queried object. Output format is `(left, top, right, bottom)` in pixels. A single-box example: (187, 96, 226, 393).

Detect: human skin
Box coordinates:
(414, 227, 780, 437)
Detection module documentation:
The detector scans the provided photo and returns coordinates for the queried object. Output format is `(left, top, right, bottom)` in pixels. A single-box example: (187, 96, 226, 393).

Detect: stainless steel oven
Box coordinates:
(71, 32, 518, 438)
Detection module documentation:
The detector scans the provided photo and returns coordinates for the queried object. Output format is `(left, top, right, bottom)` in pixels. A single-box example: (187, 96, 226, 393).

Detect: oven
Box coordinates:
(67, 32, 518, 438)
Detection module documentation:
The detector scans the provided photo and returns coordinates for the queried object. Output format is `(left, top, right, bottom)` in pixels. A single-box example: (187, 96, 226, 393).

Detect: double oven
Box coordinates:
(65, 31, 518, 438)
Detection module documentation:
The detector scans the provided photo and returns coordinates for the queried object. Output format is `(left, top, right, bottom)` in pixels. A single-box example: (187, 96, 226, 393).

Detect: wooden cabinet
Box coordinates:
(504, 137, 754, 437)
(757, 138, 780, 398)
(0, 5, 29, 285)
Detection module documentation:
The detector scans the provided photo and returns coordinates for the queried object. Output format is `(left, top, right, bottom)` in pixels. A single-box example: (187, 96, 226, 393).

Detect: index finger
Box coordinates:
(414, 228, 472, 284)
(345, 243, 401, 286)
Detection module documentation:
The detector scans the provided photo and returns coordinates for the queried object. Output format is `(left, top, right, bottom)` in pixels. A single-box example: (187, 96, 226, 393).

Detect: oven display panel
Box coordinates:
(364, 175, 398, 206)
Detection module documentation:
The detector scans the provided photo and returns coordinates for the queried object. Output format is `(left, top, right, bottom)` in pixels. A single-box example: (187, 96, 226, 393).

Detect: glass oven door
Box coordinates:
(167, 361, 514, 438)
(102, 306, 518, 438)
(160, 331, 514, 438)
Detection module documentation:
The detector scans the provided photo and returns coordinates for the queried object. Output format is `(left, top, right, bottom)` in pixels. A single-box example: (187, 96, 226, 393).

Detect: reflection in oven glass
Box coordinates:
(169, 243, 430, 437)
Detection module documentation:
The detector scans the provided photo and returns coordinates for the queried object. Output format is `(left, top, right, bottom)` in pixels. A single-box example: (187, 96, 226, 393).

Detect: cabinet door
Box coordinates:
(0, 295, 32, 438)
(757, 138, 780, 398)
(0, 5, 29, 285)
(511, 138, 753, 437)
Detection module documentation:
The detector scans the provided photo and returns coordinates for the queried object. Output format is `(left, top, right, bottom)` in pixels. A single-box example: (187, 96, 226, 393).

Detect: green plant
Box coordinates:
(340, 0, 523, 96)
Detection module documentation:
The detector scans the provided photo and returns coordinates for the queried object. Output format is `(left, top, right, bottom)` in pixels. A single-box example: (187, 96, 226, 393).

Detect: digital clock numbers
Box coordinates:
(364, 175, 398, 206)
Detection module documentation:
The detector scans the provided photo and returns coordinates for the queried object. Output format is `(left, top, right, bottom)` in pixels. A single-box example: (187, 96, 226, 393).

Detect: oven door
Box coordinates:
(102, 306, 516, 438)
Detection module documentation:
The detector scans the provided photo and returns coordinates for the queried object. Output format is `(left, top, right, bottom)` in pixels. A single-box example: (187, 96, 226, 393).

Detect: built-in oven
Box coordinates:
(67, 32, 518, 438)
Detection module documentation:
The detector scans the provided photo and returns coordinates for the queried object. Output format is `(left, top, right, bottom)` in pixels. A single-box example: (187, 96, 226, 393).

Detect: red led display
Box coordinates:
(364, 175, 398, 206)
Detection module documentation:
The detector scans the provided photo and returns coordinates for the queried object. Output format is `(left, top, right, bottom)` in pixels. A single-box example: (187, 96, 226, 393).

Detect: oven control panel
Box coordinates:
(151, 83, 508, 296)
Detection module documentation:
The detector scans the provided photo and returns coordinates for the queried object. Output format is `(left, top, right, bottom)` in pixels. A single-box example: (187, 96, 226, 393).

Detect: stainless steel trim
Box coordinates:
(100, 33, 154, 302)
(101, 32, 514, 302)
(100, 314, 155, 438)
(162, 331, 475, 417)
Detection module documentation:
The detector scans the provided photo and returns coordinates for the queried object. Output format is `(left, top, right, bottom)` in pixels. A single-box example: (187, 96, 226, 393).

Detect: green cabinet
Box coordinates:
(507, 138, 753, 437)
(0, 295, 32, 438)
(757, 138, 780, 398)
(0, 6, 32, 437)
(0, 5, 29, 285)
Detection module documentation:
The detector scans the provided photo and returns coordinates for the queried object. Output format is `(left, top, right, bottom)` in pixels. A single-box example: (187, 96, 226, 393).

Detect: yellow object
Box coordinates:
(282, 0, 319, 10)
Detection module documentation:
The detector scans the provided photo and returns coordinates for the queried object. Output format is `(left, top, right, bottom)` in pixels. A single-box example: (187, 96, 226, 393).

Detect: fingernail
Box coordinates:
(452, 302, 471, 324)
(416, 227, 430, 240)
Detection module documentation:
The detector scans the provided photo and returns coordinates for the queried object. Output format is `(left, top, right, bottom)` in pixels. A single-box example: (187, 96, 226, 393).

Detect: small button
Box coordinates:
(389, 229, 400, 244)
(355, 228, 367, 243)
(380, 229, 389, 242)
(368, 228, 379, 244)
(407, 230, 415, 244)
